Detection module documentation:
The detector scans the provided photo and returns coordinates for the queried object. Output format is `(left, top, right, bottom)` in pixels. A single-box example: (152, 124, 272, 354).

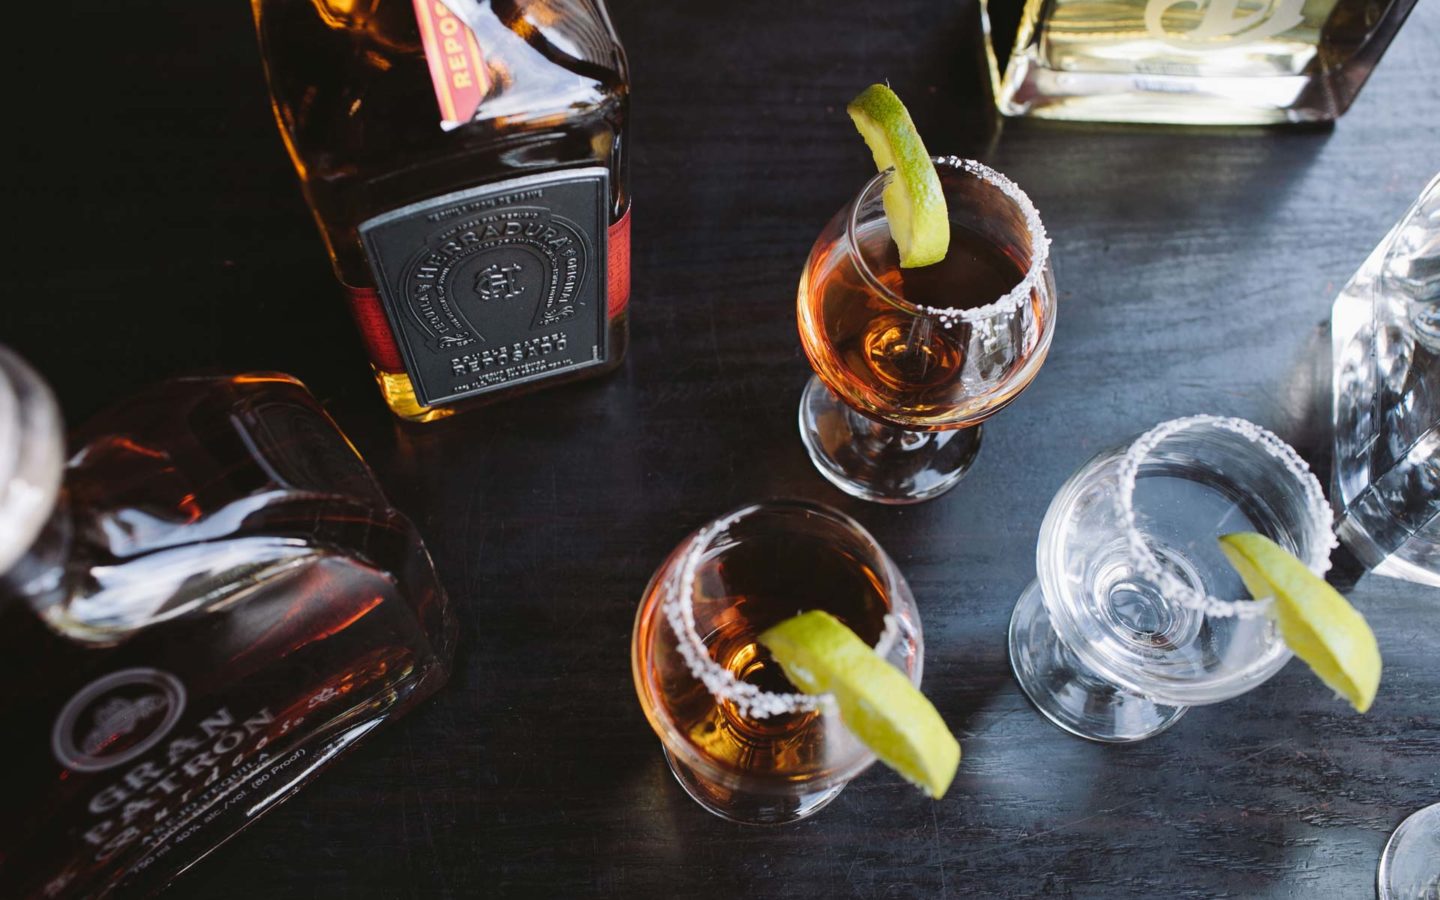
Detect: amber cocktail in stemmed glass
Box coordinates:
(630, 501, 924, 824)
(797, 156, 1055, 503)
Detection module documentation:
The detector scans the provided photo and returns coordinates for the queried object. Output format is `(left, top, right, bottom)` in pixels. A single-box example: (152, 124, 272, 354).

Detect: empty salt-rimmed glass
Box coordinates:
(1378, 802, 1440, 900)
(630, 501, 923, 824)
(1008, 415, 1337, 743)
(796, 156, 1056, 504)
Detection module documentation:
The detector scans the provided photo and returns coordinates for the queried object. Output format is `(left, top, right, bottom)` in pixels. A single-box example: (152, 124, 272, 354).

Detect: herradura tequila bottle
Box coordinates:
(986, 0, 1417, 124)
(0, 348, 456, 897)
(254, 0, 630, 422)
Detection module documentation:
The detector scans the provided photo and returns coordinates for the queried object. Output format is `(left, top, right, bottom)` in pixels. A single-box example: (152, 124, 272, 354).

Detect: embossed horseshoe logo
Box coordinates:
(400, 208, 591, 350)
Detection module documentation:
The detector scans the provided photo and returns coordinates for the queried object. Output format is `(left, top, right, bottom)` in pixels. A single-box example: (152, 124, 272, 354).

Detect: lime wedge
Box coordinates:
(758, 610, 959, 798)
(846, 84, 950, 269)
(1218, 532, 1381, 712)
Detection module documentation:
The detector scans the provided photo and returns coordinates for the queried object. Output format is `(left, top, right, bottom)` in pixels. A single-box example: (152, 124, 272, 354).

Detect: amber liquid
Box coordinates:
(0, 375, 455, 898)
(254, 0, 629, 421)
(800, 217, 1047, 429)
(634, 524, 892, 780)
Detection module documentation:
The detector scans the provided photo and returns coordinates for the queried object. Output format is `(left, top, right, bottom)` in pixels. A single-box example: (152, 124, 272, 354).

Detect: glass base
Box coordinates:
(1008, 580, 1188, 743)
(1379, 803, 1440, 900)
(1336, 509, 1440, 590)
(798, 375, 981, 505)
(663, 748, 846, 825)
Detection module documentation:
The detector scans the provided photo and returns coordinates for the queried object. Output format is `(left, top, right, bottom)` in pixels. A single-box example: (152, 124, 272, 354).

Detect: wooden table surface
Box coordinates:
(8, 1, 1438, 897)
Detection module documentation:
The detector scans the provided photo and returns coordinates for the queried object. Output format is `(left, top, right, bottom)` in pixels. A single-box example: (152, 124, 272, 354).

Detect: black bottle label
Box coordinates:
(359, 168, 610, 408)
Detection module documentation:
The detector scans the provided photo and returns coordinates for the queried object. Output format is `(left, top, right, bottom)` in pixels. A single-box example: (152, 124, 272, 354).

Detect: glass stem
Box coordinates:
(845, 406, 928, 453)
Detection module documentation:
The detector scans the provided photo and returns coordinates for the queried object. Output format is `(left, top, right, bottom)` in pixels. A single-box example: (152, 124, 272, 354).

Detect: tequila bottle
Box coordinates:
(1331, 174, 1439, 587)
(0, 350, 456, 897)
(255, 0, 630, 422)
(986, 0, 1418, 124)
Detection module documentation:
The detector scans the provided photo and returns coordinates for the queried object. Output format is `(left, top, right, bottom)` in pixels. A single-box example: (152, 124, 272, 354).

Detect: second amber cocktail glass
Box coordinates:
(797, 157, 1055, 503)
(631, 501, 924, 824)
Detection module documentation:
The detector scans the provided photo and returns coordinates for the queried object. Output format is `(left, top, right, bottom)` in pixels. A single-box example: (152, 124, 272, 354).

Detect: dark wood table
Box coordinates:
(9, 1, 1438, 897)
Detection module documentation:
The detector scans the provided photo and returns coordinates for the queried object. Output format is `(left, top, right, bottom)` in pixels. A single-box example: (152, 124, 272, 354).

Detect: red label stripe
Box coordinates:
(345, 286, 406, 372)
(608, 204, 632, 318)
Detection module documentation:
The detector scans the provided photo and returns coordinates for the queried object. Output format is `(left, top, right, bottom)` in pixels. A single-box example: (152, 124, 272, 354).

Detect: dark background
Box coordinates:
(6, 1, 1438, 897)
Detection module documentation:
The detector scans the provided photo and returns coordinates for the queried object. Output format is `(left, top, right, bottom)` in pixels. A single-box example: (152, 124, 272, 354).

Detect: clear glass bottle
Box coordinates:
(254, 0, 630, 422)
(986, 0, 1418, 124)
(0, 348, 456, 897)
(1331, 173, 1438, 588)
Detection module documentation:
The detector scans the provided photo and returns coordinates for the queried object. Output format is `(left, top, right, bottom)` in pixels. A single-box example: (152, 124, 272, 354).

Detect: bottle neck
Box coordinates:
(0, 345, 69, 609)
(1, 493, 72, 609)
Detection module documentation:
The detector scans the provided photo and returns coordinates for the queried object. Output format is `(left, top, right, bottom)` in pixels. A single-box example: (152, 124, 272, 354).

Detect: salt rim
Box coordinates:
(848, 155, 1052, 328)
(1114, 415, 1338, 620)
(660, 506, 902, 720)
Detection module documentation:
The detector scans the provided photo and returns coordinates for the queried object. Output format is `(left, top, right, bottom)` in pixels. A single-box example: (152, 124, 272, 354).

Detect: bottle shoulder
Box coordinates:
(69, 373, 387, 518)
(47, 375, 437, 639)
(256, 0, 628, 170)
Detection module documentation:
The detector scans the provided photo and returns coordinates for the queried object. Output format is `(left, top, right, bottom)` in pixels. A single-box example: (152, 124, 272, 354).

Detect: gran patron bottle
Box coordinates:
(0, 348, 456, 897)
(986, 0, 1418, 124)
(254, 0, 631, 422)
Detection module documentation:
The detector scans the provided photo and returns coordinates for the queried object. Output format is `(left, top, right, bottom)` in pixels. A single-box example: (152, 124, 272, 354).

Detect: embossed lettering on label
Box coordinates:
(1144, 0, 1308, 47)
(52, 669, 188, 773)
(359, 169, 610, 407)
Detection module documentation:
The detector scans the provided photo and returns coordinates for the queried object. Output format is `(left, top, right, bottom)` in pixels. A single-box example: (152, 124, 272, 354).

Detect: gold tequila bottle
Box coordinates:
(987, 0, 1418, 124)
(255, 0, 630, 422)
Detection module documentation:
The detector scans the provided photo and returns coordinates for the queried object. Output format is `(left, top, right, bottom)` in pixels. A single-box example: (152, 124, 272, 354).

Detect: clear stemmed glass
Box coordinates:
(796, 156, 1056, 504)
(1008, 415, 1337, 743)
(1379, 802, 1440, 900)
(631, 501, 923, 824)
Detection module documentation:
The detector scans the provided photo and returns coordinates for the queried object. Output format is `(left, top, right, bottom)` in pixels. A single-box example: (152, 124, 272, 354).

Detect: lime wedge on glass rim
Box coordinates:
(758, 610, 960, 798)
(1218, 532, 1381, 712)
(846, 83, 949, 269)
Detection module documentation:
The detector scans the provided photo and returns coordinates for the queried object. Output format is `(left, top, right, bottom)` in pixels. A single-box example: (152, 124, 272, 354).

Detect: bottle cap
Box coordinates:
(0, 346, 64, 577)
